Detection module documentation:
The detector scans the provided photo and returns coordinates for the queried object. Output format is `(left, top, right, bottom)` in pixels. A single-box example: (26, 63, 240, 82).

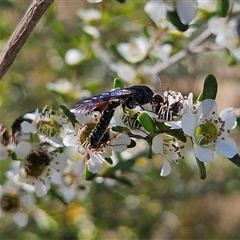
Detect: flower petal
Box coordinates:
(160, 157, 171, 177)
(13, 212, 28, 227)
(87, 152, 105, 174)
(144, 0, 167, 23)
(194, 143, 214, 162)
(219, 107, 237, 130)
(15, 141, 32, 160)
(198, 99, 217, 119)
(181, 113, 196, 136)
(215, 138, 238, 158)
(63, 132, 79, 147)
(152, 134, 163, 154)
(35, 180, 48, 197)
(176, 0, 198, 24)
(21, 121, 37, 134)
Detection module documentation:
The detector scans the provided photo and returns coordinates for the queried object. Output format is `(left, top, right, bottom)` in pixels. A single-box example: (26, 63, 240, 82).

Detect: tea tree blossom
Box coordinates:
(182, 99, 238, 162)
(0, 124, 17, 160)
(152, 133, 183, 176)
(0, 180, 35, 227)
(64, 111, 131, 173)
(208, 16, 240, 60)
(20, 107, 71, 147)
(144, 0, 198, 25)
(13, 141, 67, 197)
(52, 157, 90, 202)
(116, 37, 149, 63)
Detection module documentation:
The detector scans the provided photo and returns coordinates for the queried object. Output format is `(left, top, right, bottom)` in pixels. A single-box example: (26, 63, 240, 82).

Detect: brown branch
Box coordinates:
(0, 0, 54, 80)
(152, 28, 214, 75)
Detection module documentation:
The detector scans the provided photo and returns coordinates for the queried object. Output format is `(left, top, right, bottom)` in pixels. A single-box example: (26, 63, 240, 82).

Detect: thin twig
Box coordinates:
(152, 28, 214, 75)
(0, 0, 54, 80)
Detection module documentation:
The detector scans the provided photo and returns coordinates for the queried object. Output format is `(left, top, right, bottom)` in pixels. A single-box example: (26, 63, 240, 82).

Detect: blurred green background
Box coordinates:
(0, 1, 240, 239)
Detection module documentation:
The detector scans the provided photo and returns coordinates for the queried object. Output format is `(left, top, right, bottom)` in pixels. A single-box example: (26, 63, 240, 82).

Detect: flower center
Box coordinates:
(25, 151, 51, 177)
(0, 191, 20, 213)
(37, 118, 60, 137)
(194, 120, 218, 146)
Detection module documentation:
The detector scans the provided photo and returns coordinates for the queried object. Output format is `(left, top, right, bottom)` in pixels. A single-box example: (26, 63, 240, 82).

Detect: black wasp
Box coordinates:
(72, 85, 154, 148)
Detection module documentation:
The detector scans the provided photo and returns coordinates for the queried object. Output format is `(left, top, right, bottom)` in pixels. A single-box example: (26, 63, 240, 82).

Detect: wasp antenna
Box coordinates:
(157, 75, 164, 95)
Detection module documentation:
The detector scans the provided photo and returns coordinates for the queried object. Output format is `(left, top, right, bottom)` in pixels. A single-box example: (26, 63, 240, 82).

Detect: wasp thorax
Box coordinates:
(194, 119, 219, 146)
(24, 150, 51, 177)
(0, 191, 20, 213)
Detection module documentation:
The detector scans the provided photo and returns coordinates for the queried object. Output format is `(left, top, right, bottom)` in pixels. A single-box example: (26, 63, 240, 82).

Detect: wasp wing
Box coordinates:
(71, 88, 137, 113)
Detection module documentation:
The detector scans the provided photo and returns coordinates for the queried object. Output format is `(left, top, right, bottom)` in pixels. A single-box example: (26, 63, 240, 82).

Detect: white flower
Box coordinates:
(14, 141, 67, 197)
(77, 8, 102, 22)
(144, 0, 198, 25)
(64, 111, 131, 173)
(0, 124, 17, 160)
(176, 0, 198, 24)
(87, 0, 102, 3)
(0, 179, 35, 227)
(65, 49, 85, 65)
(110, 62, 137, 83)
(116, 37, 149, 63)
(182, 99, 238, 162)
(152, 133, 183, 176)
(46, 79, 75, 94)
(52, 157, 90, 202)
(83, 25, 100, 39)
(208, 16, 240, 60)
(144, 0, 169, 24)
(21, 107, 71, 148)
(150, 43, 172, 62)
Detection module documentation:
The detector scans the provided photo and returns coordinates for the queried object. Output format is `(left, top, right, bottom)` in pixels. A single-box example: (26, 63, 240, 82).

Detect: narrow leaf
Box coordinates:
(137, 112, 156, 133)
(198, 74, 218, 101)
(196, 157, 207, 179)
(105, 157, 113, 164)
(168, 131, 187, 143)
(114, 176, 133, 186)
(216, 0, 230, 17)
(113, 78, 124, 89)
(228, 154, 240, 167)
(84, 167, 97, 181)
(167, 10, 189, 32)
(59, 105, 77, 124)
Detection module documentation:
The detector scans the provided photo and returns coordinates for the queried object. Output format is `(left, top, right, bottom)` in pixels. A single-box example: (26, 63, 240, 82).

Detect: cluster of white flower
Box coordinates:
(0, 78, 239, 227)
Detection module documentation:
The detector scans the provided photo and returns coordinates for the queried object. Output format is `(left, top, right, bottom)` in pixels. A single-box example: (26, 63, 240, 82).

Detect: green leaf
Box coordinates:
(198, 74, 218, 101)
(11, 152, 20, 161)
(166, 11, 189, 32)
(168, 131, 187, 143)
(49, 188, 68, 206)
(228, 53, 237, 66)
(115, 0, 126, 3)
(84, 167, 97, 181)
(155, 121, 171, 132)
(128, 139, 136, 148)
(196, 158, 207, 180)
(105, 157, 113, 164)
(228, 154, 240, 167)
(113, 78, 124, 89)
(114, 176, 133, 186)
(137, 112, 156, 133)
(216, 0, 230, 17)
(59, 105, 77, 124)
(148, 145, 153, 159)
